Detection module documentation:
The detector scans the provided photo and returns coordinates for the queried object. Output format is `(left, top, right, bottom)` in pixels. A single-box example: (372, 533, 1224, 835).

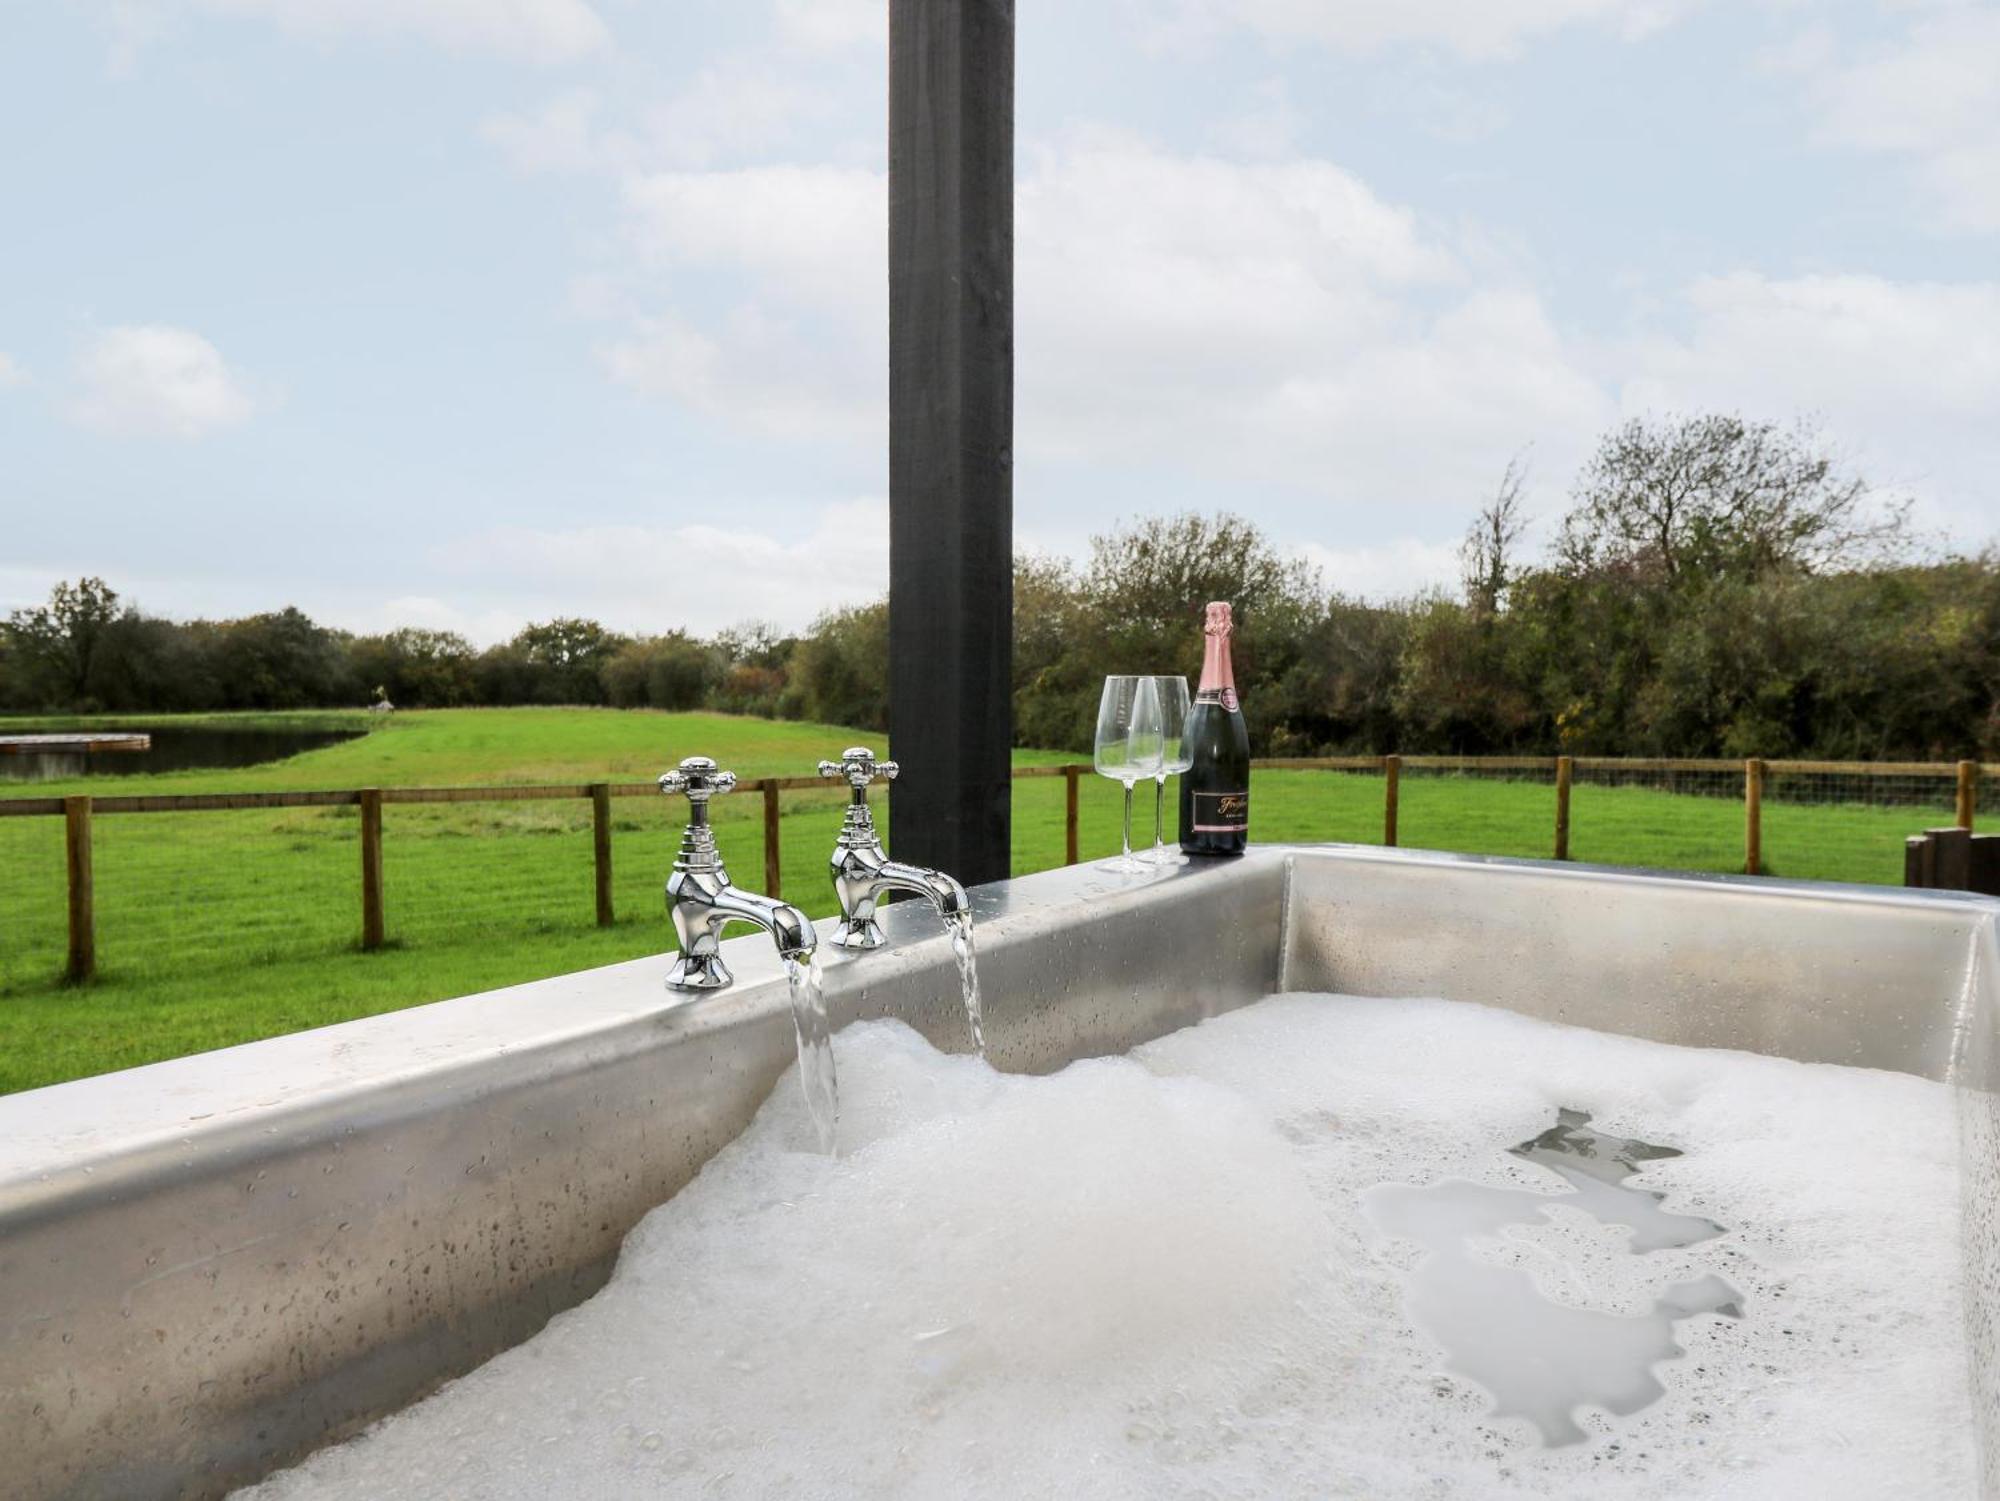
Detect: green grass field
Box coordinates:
(0, 708, 1952, 1094)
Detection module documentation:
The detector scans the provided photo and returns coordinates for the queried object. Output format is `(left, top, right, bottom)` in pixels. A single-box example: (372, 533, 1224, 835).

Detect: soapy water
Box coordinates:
(236, 995, 1976, 1500)
(1364, 1110, 1740, 1445)
(784, 908, 985, 1160)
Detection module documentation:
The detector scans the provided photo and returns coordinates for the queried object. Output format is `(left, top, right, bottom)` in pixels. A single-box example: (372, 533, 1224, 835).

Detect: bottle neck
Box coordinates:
(1197, 629, 1236, 701)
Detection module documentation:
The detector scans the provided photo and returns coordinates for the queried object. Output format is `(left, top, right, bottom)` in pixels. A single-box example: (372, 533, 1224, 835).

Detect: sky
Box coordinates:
(2, 0, 1997, 644)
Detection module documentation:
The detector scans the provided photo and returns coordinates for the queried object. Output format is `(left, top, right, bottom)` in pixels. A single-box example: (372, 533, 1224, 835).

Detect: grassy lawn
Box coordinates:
(0, 708, 1951, 1093)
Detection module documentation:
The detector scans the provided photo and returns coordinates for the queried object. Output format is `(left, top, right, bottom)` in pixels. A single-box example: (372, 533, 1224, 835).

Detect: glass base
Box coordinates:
(1097, 853, 1151, 874)
(1143, 843, 1189, 866)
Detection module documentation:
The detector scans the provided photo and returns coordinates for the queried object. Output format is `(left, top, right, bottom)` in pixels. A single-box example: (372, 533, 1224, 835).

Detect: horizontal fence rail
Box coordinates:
(3, 756, 1983, 984)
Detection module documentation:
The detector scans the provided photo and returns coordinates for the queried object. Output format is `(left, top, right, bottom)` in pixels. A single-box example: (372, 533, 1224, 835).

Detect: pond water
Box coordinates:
(0, 725, 365, 781)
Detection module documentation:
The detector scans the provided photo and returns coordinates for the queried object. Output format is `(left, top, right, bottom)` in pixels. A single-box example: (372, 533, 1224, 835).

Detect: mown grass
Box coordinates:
(0, 709, 1950, 1093)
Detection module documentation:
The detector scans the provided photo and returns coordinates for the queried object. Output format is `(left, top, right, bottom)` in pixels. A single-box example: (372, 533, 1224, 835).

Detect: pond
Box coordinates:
(0, 725, 367, 782)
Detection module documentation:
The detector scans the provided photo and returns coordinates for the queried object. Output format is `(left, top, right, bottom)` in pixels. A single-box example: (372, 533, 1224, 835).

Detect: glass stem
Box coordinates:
(1121, 780, 1134, 860)
(1153, 776, 1166, 849)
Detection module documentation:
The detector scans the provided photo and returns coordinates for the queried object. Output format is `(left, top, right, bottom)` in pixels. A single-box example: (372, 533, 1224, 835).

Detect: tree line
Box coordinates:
(5, 414, 1995, 760)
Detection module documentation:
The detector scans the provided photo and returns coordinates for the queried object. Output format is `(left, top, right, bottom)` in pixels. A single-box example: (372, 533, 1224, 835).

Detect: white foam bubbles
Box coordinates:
(236, 995, 1977, 1500)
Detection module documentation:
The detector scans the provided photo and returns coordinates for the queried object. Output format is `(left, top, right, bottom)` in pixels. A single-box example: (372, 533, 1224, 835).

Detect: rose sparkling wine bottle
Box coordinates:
(1177, 600, 1250, 856)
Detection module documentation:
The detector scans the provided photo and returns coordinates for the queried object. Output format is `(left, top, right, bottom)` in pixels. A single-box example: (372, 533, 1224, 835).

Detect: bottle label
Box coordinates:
(1191, 791, 1249, 832)
(1195, 687, 1240, 713)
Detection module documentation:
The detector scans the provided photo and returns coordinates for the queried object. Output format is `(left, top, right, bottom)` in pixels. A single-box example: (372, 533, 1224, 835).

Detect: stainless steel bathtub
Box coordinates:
(3, 845, 1995, 1498)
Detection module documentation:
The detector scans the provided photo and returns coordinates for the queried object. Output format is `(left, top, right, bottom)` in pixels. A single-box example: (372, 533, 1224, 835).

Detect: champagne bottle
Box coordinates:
(1177, 600, 1250, 856)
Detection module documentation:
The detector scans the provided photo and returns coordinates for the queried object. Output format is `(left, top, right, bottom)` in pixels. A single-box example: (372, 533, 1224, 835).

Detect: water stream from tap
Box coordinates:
(782, 953, 839, 1155)
(946, 910, 986, 1057)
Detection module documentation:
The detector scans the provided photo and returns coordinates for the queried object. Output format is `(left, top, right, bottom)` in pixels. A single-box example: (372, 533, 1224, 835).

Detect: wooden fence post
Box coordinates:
(1383, 755, 1401, 847)
(64, 795, 94, 982)
(1554, 756, 1572, 861)
(1064, 764, 1080, 865)
(1744, 759, 1764, 876)
(763, 781, 782, 898)
(360, 788, 385, 950)
(1958, 760, 1979, 831)
(590, 783, 613, 927)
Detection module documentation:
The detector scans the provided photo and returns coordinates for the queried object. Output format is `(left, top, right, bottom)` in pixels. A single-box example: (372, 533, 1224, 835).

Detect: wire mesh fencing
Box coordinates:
(0, 810, 68, 993)
(2, 757, 1986, 1006)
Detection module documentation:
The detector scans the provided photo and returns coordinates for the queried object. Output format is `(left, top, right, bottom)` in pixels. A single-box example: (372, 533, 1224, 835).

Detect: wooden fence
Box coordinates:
(2, 756, 1983, 983)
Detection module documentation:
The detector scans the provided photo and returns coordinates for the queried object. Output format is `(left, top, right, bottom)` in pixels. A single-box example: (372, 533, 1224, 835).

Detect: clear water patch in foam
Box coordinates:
(1364, 1110, 1741, 1445)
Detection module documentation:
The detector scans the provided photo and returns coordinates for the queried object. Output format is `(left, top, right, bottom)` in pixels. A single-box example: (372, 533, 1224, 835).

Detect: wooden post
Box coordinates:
(360, 787, 384, 950)
(887, 0, 1016, 889)
(590, 783, 613, 927)
(1743, 758, 1764, 876)
(763, 781, 782, 898)
(1064, 764, 1080, 865)
(1904, 835, 1930, 889)
(63, 795, 94, 982)
(1383, 755, 1401, 847)
(1929, 826, 1974, 890)
(1958, 759, 1978, 831)
(1554, 755, 1572, 861)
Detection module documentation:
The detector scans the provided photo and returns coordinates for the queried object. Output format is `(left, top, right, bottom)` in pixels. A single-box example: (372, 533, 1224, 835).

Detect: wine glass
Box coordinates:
(1094, 675, 1164, 873)
(1145, 675, 1192, 865)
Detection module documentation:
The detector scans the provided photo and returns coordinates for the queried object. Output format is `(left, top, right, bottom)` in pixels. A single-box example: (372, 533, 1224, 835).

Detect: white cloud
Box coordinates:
(122, 0, 610, 65)
(599, 162, 886, 435)
(1793, 5, 2000, 235)
(1621, 271, 2000, 542)
(438, 497, 888, 635)
(481, 89, 605, 174)
(1292, 536, 1466, 601)
(1132, 0, 1687, 61)
(367, 595, 523, 646)
(483, 60, 819, 178)
(0, 352, 26, 388)
(67, 325, 256, 439)
(773, 0, 883, 50)
(1208, 78, 1306, 159)
(594, 137, 1605, 536)
(590, 133, 1999, 572)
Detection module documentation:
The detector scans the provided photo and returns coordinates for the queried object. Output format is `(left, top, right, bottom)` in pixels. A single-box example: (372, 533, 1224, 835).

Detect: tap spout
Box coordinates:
(828, 846, 969, 949)
(666, 869, 818, 991)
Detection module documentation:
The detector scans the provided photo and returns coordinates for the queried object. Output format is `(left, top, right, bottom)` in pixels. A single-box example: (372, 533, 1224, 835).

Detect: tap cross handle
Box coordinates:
(659, 755, 738, 803)
(818, 746, 899, 791)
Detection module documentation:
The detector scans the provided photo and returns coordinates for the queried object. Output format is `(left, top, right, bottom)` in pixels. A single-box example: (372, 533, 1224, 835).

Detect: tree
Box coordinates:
(209, 608, 355, 708)
(784, 603, 887, 730)
(510, 618, 627, 704)
(347, 629, 477, 707)
(600, 632, 718, 711)
(1461, 454, 1530, 615)
(5, 578, 126, 707)
(1557, 415, 1909, 582)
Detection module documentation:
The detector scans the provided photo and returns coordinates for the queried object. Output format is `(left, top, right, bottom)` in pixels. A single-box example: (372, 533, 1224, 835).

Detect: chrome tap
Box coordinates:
(659, 756, 817, 991)
(818, 747, 969, 948)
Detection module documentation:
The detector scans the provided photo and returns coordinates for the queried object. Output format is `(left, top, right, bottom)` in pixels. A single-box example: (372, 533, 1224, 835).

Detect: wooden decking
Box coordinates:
(0, 733, 150, 755)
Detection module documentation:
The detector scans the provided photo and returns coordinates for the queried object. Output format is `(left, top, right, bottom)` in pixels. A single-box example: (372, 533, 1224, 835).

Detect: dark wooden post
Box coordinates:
(360, 788, 384, 950)
(1064, 764, 1080, 865)
(887, 0, 1015, 889)
(1554, 755, 1572, 861)
(763, 781, 783, 898)
(63, 795, 94, 982)
(1905, 835, 1930, 889)
(1925, 826, 1974, 889)
(591, 783, 614, 927)
(1958, 760, 1978, 831)
(1383, 755, 1401, 847)
(1744, 758, 1764, 876)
